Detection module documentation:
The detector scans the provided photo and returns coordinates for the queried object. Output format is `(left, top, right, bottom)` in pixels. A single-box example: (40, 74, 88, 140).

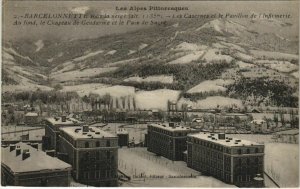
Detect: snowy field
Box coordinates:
(250, 50, 298, 61)
(168, 51, 204, 64)
(187, 79, 234, 93)
(124, 75, 174, 84)
(51, 67, 118, 82)
(119, 147, 234, 187)
(2, 126, 44, 141)
(178, 96, 244, 110)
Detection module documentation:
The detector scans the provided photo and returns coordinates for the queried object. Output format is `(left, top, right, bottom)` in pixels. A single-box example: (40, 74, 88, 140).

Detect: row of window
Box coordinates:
(83, 170, 116, 179)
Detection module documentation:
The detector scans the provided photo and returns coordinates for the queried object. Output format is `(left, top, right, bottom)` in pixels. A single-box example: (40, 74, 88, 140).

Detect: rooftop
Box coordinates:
(45, 117, 83, 126)
(1, 142, 71, 173)
(276, 129, 299, 135)
(149, 123, 196, 132)
(188, 132, 262, 147)
(60, 126, 116, 139)
(117, 128, 129, 134)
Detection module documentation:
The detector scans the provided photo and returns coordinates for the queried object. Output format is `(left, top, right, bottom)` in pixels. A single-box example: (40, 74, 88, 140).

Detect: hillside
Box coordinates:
(2, 18, 299, 110)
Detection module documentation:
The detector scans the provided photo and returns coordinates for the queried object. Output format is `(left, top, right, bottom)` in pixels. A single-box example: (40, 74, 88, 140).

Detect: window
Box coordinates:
(85, 142, 89, 148)
(106, 140, 110, 147)
(96, 151, 100, 160)
(96, 141, 100, 147)
(84, 152, 90, 161)
(246, 149, 250, 154)
(238, 149, 242, 154)
(96, 171, 100, 179)
(255, 148, 259, 153)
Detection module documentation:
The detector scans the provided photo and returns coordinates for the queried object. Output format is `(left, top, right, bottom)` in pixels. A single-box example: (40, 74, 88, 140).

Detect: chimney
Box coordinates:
(16, 148, 21, 156)
(30, 143, 39, 150)
(83, 125, 89, 133)
(218, 133, 226, 140)
(61, 116, 67, 122)
(10, 145, 16, 152)
(22, 149, 30, 160)
(169, 122, 175, 128)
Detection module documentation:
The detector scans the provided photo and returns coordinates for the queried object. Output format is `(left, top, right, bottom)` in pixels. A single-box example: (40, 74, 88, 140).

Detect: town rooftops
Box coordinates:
(45, 116, 83, 126)
(188, 132, 262, 147)
(251, 119, 266, 125)
(1, 142, 71, 173)
(60, 126, 116, 139)
(25, 112, 38, 117)
(149, 123, 196, 132)
(117, 128, 129, 134)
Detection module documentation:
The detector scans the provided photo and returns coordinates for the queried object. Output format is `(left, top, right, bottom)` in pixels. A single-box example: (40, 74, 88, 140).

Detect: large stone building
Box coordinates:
(187, 133, 265, 187)
(1, 142, 71, 186)
(147, 122, 197, 161)
(43, 116, 82, 152)
(58, 125, 118, 186)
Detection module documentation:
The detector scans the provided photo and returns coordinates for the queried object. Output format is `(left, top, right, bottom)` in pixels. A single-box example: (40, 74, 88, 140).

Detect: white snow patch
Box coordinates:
(291, 71, 299, 78)
(254, 60, 298, 72)
(178, 96, 243, 109)
(250, 50, 298, 61)
(172, 23, 179, 28)
(93, 85, 135, 98)
(51, 67, 118, 82)
(201, 49, 233, 63)
(34, 40, 44, 52)
(236, 61, 256, 69)
(124, 75, 174, 84)
(169, 51, 204, 64)
(47, 58, 54, 63)
(234, 52, 254, 62)
(105, 50, 117, 55)
(73, 50, 103, 61)
(128, 50, 136, 55)
(4, 47, 32, 62)
(138, 43, 148, 50)
(136, 89, 181, 111)
(187, 79, 234, 93)
(174, 42, 207, 51)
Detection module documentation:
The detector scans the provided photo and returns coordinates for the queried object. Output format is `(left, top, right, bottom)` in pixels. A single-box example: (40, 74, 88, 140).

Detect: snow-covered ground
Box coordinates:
(34, 40, 44, 52)
(201, 49, 233, 63)
(138, 43, 148, 50)
(135, 89, 181, 110)
(119, 147, 235, 187)
(187, 79, 234, 93)
(105, 50, 117, 55)
(173, 42, 207, 52)
(62, 83, 109, 97)
(168, 51, 204, 64)
(73, 50, 103, 62)
(2, 127, 44, 141)
(236, 61, 256, 69)
(234, 52, 254, 62)
(250, 50, 298, 61)
(51, 67, 118, 82)
(124, 75, 174, 84)
(254, 60, 298, 72)
(178, 96, 243, 110)
(92, 85, 136, 98)
(291, 71, 299, 78)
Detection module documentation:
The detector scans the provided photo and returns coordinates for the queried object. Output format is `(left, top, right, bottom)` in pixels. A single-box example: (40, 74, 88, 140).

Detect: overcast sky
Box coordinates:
(3, 1, 299, 41)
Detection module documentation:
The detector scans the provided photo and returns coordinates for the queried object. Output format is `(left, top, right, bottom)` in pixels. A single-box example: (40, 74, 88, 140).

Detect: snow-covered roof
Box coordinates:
(60, 126, 116, 139)
(276, 129, 299, 135)
(1, 142, 71, 173)
(25, 112, 38, 117)
(251, 119, 266, 125)
(117, 128, 129, 134)
(188, 132, 262, 147)
(45, 117, 83, 126)
(149, 123, 196, 132)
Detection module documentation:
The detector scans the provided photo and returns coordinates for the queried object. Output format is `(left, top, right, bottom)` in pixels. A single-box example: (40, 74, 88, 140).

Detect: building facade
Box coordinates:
(147, 123, 197, 161)
(58, 125, 118, 186)
(24, 112, 39, 125)
(1, 142, 71, 186)
(43, 116, 82, 152)
(251, 120, 268, 133)
(187, 133, 264, 187)
(117, 128, 129, 147)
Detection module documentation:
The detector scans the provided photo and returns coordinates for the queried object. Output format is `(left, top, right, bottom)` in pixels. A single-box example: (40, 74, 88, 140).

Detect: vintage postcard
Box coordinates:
(1, 0, 299, 188)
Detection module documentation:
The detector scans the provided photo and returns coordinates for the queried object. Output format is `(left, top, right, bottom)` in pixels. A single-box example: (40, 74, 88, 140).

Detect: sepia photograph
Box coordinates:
(1, 0, 299, 188)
